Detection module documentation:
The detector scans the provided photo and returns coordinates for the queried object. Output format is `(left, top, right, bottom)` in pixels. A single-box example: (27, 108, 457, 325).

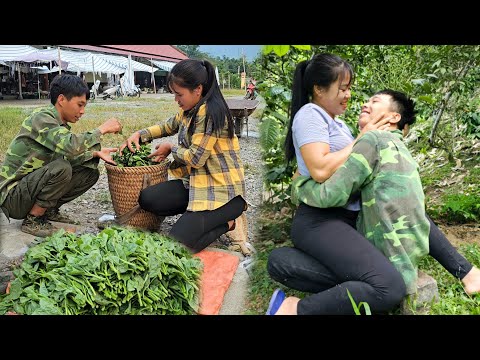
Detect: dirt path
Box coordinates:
(436, 223, 480, 248)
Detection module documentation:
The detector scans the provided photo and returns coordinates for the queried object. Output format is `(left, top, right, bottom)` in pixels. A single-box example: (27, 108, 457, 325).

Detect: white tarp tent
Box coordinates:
(0, 45, 39, 61)
(36, 48, 126, 74)
(0, 45, 68, 99)
(151, 60, 177, 72)
(120, 54, 136, 94)
(0, 45, 68, 69)
(95, 53, 158, 73)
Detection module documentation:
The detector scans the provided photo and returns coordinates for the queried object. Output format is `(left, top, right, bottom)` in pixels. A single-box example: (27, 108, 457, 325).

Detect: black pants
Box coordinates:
(138, 179, 246, 253)
(1, 159, 99, 219)
(268, 204, 407, 314)
(267, 204, 473, 315)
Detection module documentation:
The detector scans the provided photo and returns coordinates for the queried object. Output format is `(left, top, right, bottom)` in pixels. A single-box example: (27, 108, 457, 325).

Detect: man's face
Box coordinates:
(358, 93, 395, 129)
(58, 94, 87, 124)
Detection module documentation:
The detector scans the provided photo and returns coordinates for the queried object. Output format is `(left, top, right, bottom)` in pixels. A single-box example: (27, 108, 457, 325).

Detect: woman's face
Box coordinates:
(314, 73, 351, 119)
(170, 82, 202, 111)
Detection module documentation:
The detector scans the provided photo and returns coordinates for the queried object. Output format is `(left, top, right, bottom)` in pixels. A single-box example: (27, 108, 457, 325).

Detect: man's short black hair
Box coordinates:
(375, 89, 417, 130)
(50, 74, 90, 105)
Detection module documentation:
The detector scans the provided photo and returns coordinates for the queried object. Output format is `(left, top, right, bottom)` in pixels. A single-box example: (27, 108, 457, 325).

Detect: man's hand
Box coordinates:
(148, 142, 172, 162)
(120, 131, 141, 153)
(94, 147, 119, 165)
(292, 169, 301, 180)
(98, 118, 122, 135)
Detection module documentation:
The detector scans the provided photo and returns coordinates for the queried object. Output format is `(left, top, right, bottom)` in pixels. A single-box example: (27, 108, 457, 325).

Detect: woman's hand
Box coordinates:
(357, 112, 393, 139)
(119, 131, 141, 153)
(148, 142, 173, 162)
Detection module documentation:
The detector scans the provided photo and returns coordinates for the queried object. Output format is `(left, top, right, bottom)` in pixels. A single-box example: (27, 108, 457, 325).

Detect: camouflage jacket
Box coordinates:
(291, 130, 430, 294)
(0, 105, 102, 207)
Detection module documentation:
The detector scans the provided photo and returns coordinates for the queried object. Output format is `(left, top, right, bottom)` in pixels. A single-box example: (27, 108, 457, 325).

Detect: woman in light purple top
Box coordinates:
(292, 102, 359, 211)
(266, 53, 480, 315)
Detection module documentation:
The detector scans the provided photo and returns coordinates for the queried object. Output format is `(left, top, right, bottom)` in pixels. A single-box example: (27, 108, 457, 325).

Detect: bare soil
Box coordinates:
(436, 223, 480, 248)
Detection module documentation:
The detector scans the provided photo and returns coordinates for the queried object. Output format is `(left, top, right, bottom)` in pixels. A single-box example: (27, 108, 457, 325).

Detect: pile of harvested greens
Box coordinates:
(0, 227, 202, 315)
(112, 143, 157, 167)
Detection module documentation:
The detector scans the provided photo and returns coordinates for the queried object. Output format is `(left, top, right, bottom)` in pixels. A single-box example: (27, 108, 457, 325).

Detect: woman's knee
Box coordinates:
(138, 188, 155, 212)
(375, 270, 407, 311)
(168, 227, 198, 252)
(267, 248, 290, 282)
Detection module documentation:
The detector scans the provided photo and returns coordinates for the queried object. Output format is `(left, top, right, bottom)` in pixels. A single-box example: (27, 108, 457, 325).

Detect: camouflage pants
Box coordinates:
(1, 158, 99, 220)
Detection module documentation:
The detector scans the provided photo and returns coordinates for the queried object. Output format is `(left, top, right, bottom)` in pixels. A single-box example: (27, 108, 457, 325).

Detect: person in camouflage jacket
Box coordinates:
(0, 74, 122, 237)
(270, 90, 429, 315)
(291, 121, 429, 294)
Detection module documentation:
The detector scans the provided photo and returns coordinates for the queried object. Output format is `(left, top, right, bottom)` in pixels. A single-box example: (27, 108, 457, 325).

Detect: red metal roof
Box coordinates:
(61, 45, 188, 62)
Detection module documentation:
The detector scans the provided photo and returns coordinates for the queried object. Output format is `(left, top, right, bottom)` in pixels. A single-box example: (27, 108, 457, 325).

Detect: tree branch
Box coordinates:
(429, 60, 473, 144)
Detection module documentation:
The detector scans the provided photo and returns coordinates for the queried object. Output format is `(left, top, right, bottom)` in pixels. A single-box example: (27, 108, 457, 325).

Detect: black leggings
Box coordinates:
(138, 180, 245, 253)
(268, 204, 407, 314)
(267, 204, 473, 315)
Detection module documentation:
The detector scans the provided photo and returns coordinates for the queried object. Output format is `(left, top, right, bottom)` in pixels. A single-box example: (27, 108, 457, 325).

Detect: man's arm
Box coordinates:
(291, 132, 379, 208)
(31, 114, 102, 161)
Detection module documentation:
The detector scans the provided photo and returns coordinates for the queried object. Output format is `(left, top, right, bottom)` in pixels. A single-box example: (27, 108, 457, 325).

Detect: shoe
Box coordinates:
(225, 213, 251, 256)
(266, 288, 285, 315)
(45, 208, 79, 224)
(21, 214, 59, 238)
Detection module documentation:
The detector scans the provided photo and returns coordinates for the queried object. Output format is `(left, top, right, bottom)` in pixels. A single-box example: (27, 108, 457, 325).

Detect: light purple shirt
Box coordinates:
(292, 102, 360, 211)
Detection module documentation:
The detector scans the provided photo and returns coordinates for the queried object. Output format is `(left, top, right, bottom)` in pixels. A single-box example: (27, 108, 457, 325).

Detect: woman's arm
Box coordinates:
(301, 113, 392, 182)
(121, 114, 180, 153)
(300, 141, 354, 183)
(170, 114, 217, 169)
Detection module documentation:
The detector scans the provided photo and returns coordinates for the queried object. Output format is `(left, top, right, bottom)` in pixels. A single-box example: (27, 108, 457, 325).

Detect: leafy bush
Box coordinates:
(430, 193, 480, 223)
(0, 227, 202, 315)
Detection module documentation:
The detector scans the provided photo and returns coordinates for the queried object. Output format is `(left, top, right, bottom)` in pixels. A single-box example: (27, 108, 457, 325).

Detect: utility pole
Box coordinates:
(241, 48, 246, 90)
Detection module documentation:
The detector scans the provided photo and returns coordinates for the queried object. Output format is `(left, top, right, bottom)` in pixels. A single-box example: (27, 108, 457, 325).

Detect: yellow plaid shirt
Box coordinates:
(140, 104, 246, 212)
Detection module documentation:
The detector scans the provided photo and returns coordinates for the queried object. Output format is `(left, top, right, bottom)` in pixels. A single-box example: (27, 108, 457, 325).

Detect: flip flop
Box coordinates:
(266, 288, 285, 315)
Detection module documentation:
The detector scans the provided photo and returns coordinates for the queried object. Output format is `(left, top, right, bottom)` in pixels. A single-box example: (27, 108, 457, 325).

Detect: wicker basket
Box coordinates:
(105, 161, 170, 230)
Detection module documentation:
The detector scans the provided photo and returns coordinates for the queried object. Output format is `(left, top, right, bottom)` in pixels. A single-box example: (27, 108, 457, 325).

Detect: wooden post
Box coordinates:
(91, 55, 97, 97)
(242, 48, 246, 89)
(58, 47, 62, 75)
(17, 63, 23, 100)
(151, 58, 156, 94)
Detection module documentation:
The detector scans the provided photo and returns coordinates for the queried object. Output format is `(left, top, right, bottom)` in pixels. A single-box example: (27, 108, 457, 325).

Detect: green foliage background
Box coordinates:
(258, 45, 480, 221)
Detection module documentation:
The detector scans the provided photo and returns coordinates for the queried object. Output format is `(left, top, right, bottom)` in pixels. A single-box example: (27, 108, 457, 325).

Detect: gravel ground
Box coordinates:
(61, 98, 264, 249)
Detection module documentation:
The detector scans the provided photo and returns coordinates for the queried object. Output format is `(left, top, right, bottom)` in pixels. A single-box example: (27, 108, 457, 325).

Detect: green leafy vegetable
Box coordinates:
(0, 227, 202, 315)
(113, 143, 157, 167)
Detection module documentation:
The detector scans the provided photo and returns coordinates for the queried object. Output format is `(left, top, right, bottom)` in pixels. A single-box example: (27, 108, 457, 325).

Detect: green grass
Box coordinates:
(0, 91, 250, 161)
(221, 89, 245, 97)
(0, 98, 180, 161)
(420, 243, 480, 314)
(0, 107, 34, 157)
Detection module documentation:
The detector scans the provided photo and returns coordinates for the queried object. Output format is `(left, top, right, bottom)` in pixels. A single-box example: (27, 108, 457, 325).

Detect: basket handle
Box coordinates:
(116, 174, 152, 225)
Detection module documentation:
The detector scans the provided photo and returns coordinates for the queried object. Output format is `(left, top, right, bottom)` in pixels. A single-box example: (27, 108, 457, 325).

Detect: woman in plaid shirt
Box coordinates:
(121, 59, 246, 252)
